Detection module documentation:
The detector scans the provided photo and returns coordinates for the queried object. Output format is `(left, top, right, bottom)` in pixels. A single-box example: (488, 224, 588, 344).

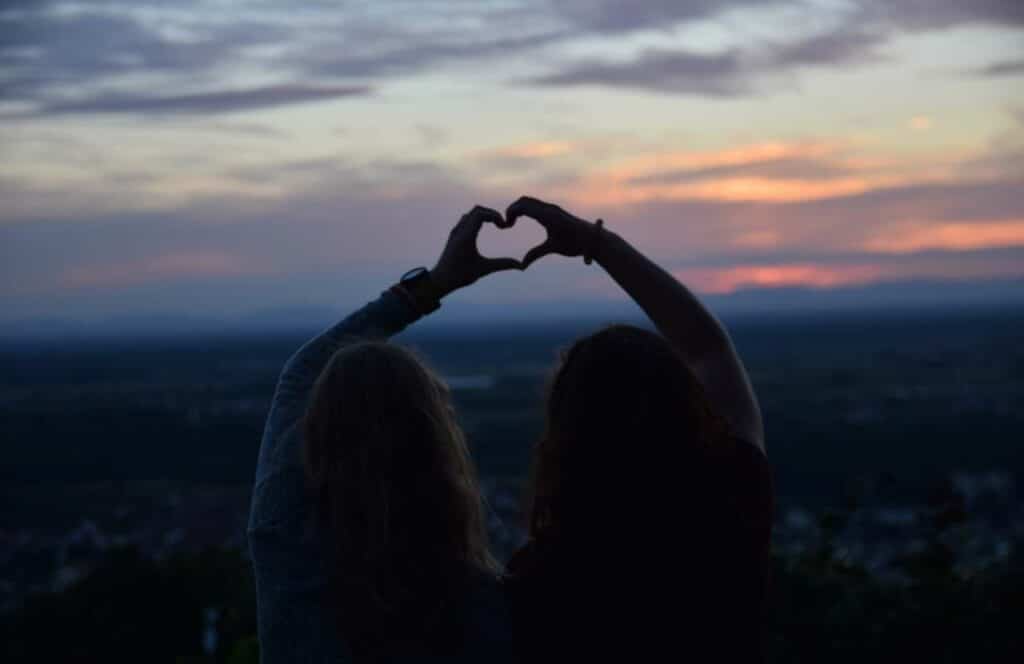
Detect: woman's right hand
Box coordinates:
(505, 196, 598, 267)
(431, 205, 522, 296)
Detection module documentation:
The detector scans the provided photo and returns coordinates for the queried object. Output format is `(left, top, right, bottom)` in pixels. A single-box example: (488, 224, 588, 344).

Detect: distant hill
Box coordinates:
(2, 277, 1023, 343)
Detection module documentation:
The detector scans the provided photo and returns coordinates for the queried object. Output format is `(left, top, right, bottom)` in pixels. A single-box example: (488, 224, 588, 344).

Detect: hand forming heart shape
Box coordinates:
(431, 197, 599, 296)
(504, 196, 597, 268)
(476, 208, 547, 266)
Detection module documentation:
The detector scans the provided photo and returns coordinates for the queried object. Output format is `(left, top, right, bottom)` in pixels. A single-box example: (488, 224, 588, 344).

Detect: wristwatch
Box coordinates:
(393, 266, 442, 315)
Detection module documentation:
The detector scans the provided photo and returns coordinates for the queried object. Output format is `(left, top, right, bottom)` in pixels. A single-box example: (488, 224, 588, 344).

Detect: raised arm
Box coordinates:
(267, 205, 519, 424)
(507, 196, 763, 452)
(248, 205, 520, 663)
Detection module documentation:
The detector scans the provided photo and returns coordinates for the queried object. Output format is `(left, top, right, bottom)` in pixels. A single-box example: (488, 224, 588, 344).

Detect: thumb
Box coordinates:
(481, 256, 523, 274)
(523, 240, 554, 268)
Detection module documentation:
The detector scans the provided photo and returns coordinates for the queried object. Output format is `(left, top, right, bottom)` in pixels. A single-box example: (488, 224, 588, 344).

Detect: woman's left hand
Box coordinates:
(431, 205, 523, 295)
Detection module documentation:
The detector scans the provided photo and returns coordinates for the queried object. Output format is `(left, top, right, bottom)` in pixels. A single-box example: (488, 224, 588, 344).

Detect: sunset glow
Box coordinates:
(677, 264, 883, 295)
(61, 252, 259, 289)
(866, 221, 1024, 254)
(1, 1, 1022, 323)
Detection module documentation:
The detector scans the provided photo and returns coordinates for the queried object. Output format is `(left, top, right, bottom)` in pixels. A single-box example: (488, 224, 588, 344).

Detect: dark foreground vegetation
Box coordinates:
(3, 498, 1021, 663)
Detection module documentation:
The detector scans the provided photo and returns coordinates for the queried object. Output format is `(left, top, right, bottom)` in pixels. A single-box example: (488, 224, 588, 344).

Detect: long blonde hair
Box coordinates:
(303, 341, 495, 653)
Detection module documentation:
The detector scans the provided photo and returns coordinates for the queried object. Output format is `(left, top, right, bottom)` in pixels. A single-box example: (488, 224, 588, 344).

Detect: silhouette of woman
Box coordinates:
(247, 206, 521, 662)
(501, 196, 774, 662)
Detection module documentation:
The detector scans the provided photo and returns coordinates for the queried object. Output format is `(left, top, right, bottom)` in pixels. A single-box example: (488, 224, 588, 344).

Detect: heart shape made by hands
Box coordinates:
(476, 214, 548, 265)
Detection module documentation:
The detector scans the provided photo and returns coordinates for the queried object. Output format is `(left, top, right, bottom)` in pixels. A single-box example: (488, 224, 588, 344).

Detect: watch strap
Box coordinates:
(393, 268, 441, 315)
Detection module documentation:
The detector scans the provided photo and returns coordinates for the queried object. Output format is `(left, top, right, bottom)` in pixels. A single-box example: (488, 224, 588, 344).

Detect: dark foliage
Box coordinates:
(0, 547, 256, 664)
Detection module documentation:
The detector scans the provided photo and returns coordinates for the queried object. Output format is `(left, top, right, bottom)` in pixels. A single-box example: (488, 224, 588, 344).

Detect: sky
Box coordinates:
(1, 0, 1023, 330)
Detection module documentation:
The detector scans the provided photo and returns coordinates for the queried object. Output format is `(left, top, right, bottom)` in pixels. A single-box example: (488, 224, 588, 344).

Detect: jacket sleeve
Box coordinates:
(247, 287, 421, 663)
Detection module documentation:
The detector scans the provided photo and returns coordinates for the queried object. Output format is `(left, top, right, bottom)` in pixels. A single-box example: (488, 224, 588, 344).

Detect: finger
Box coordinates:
(464, 205, 506, 233)
(473, 205, 506, 228)
(480, 256, 523, 274)
(451, 209, 475, 236)
(474, 204, 514, 229)
(523, 240, 555, 268)
(505, 196, 551, 226)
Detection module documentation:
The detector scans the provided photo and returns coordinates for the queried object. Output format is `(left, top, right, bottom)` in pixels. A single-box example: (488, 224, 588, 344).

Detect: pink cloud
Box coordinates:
(61, 251, 258, 289)
(490, 141, 574, 159)
(553, 140, 927, 205)
(676, 263, 883, 294)
(865, 220, 1024, 253)
(674, 252, 1024, 296)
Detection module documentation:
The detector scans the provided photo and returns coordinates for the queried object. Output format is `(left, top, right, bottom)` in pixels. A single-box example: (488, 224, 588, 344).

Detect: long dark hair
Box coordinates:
(510, 325, 768, 662)
(526, 324, 729, 547)
(303, 341, 496, 654)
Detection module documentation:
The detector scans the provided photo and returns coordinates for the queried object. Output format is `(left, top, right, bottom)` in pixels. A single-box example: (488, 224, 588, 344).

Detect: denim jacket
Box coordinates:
(247, 289, 516, 663)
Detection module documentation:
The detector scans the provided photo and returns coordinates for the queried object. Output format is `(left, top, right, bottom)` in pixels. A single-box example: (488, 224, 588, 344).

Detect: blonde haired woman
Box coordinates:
(248, 206, 520, 662)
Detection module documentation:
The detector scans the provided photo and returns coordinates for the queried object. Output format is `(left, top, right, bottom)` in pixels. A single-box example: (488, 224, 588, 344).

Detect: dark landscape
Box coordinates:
(3, 306, 1023, 661)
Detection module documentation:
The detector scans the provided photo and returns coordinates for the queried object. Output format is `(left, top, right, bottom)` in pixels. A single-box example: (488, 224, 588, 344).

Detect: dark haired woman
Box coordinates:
(502, 196, 774, 662)
(247, 206, 521, 662)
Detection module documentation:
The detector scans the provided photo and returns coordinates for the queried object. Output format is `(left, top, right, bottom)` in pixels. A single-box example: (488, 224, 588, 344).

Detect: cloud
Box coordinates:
(676, 262, 883, 294)
(751, 177, 1024, 258)
(184, 120, 290, 138)
(550, 0, 778, 33)
(525, 29, 887, 94)
(671, 248, 1024, 295)
(415, 124, 448, 148)
(0, 153, 482, 285)
(814, 177, 1024, 226)
(4, 141, 1024, 320)
(475, 141, 577, 168)
(0, 1, 571, 116)
(524, 0, 1023, 95)
(4, 0, 1021, 114)
(61, 251, 258, 289)
(545, 156, 1024, 264)
(864, 220, 1024, 253)
(766, 28, 887, 68)
(0, 7, 289, 97)
(299, 30, 569, 79)
(527, 49, 751, 95)
(956, 142, 1024, 180)
(972, 58, 1024, 77)
(555, 141, 911, 204)
(858, 0, 1024, 31)
(552, 0, 1024, 35)
(28, 83, 372, 116)
(627, 156, 861, 186)
(908, 115, 932, 130)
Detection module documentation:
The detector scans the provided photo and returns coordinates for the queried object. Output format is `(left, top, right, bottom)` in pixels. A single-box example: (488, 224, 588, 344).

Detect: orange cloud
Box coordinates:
(909, 116, 932, 131)
(62, 251, 255, 289)
(866, 220, 1024, 253)
(671, 248, 1024, 296)
(733, 230, 782, 249)
(652, 177, 876, 202)
(556, 140, 934, 205)
(488, 141, 574, 160)
(676, 263, 883, 294)
(605, 141, 834, 177)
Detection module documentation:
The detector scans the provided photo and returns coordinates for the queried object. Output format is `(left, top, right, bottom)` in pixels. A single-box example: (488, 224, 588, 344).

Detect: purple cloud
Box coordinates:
(525, 29, 887, 94)
(527, 49, 751, 95)
(30, 84, 372, 116)
(973, 58, 1024, 76)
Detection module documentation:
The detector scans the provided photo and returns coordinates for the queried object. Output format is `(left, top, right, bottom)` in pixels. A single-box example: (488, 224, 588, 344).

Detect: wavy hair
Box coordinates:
(303, 341, 495, 654)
